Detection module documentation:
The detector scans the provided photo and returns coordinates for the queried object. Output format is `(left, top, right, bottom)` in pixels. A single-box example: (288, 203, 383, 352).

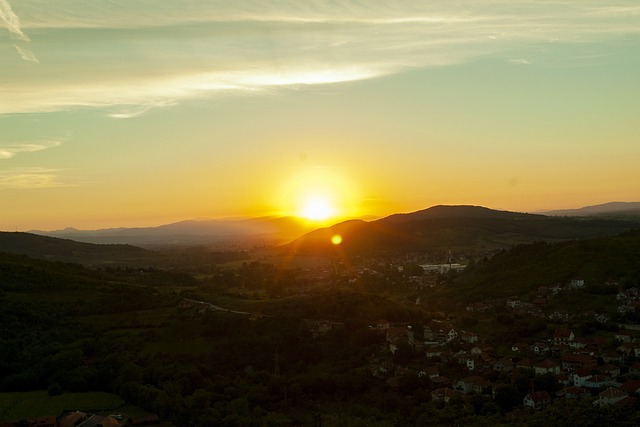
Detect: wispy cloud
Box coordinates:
(0, 0, 29, 40)
(0, 167, 72, 189)
(1, 1, 639, 116)
(14, 44, 39, 63)
(509, 58, 533, 65)
(0, 140, 62, 159)
(0, 0, 39, 62)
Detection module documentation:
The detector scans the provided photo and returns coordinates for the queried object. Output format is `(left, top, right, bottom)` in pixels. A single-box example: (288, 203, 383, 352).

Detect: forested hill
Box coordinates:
(439, 229, 640, 304)
(0, 232, 156, 266)
(286, 205, 640, 256)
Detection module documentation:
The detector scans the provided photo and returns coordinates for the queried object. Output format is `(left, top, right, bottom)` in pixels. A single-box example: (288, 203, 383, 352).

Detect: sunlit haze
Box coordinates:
(1, 1, 639, 230)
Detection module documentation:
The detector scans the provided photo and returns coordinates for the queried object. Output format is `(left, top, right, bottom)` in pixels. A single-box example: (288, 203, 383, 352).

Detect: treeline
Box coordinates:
(447, 230, 640, 303)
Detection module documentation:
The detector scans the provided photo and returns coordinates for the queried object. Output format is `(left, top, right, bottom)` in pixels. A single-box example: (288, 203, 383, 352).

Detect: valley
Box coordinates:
(2, 206, 640, 426)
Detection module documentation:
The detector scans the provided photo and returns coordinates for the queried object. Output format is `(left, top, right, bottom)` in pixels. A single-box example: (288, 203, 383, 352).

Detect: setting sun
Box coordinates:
(275, 166, 360, 223)
(300, 196, 336, 221)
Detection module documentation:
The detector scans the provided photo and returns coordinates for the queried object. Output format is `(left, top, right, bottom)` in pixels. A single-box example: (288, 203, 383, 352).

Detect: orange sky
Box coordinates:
(1, 1, 639, 230)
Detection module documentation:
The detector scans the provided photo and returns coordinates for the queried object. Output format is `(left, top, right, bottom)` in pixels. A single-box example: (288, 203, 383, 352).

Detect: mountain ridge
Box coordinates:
(286, 205, 640, 256)
(540, 201, 640, 217)
(30, 216, 315, 246)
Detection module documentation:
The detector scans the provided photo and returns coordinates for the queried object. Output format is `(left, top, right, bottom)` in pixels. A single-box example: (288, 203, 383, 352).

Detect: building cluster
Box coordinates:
(364, 310, 640, 413)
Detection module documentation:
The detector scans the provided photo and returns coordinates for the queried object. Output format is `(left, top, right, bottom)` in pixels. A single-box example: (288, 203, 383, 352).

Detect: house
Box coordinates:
(556, 373, 571, 387)
(386, 326, 414, 346)
(537, 285, 550, 295)
(60, 411, 88, 427)
(615, 330, 634, 343)
(532, 297, 548, 308)
(511, 343, 529, 353)
(493, 357, 514, 373)
(573, 370, 593, 387)
(628, 362, 640, 375)
(556, 386, 589, 399)
(532, 342, 550, 354)
(553, 329, 575, 345)
(602, 351, 624, 364)
(77, 415, 119, 427)
(598, 387, 628, 406)
(562, 353, 596, 372)
(454, 351, 474, 370)
(459, 331, 479, 344)
(423, 365, 440, 379)
(569, 278, 585, 289)
(515, 358, 533, 370)
(619, 379, 640, 395)
(568, 337, 590, 350)
(29, 417, 57, 427)
(506, 296, 521, 308)
(455, 375, 492, 394)
(584, 375, 611, 389)
(533, 359, 560, 376)
(598, 364, 621, 378)
(549, 310, 571, 322)
(617, 342, 639, 358)
(431, 388, 462, 403)
(523, 391, 552, 410)
(425, 346, 444, 359)
(426, 321, 457, 343)
(549, 284, 562, 294)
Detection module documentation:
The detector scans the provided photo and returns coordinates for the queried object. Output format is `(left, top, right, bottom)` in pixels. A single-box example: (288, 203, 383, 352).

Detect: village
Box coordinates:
(343, 273, 640, 415)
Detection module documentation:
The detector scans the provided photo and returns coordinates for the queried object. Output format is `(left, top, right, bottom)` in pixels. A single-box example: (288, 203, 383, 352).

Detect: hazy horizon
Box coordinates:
(2, 1, 639, 230)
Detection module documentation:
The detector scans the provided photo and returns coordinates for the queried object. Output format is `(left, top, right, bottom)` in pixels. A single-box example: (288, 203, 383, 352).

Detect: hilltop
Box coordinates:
(0, 232, 156, 266)
(286, 205, 640, 256)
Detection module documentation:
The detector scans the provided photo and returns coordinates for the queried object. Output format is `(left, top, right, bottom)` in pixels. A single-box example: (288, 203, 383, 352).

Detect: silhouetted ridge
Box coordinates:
(0, 231, 154, 265)
(381, 205, 538, 223)
(286, 205, 640, 256)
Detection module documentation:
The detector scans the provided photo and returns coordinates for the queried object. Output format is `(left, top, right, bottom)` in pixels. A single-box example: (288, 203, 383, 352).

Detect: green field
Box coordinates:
(0, 391, 125, 421)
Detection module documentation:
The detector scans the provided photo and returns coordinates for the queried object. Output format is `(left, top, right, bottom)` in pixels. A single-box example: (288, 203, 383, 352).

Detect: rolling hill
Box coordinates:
(285, 205, 640, 256)
(30, 216, 315, 246)
(436, 229, 640, 305)
(0, 232, 157, 266)
(542, 201, 640, 217)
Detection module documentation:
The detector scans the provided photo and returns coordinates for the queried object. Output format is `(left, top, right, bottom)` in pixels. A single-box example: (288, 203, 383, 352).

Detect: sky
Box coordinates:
(1, 1, 639, 230)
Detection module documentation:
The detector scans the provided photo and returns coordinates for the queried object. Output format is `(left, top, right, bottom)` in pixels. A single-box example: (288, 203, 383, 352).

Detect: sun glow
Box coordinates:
(300, 195, 335, 221)
(275, 166, 360, 223)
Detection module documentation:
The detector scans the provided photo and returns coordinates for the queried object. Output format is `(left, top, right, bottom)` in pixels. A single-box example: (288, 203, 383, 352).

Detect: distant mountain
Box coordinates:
(381, 204, 537, 223)
(31, 216, 314, 246)
(542, 201, 640, 217)
(285, 205, 640, 256)
(0, 231, 156, 266)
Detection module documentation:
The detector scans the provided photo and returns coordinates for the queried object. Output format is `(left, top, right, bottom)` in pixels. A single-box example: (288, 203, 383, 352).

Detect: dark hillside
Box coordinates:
(380, 204, 539, 223)
(287, 205, 640, 256)
(0, 232, 156, 266)
(436, 229, 640, 304)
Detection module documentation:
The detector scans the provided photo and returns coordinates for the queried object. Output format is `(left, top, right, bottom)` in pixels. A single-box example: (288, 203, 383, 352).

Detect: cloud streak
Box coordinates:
(0, 167, 72, 189)
(0, 140, 62, 159)
(0, 0, 28, 40)
(0, 0, 39, 62)
(1, 1, 639, 116)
